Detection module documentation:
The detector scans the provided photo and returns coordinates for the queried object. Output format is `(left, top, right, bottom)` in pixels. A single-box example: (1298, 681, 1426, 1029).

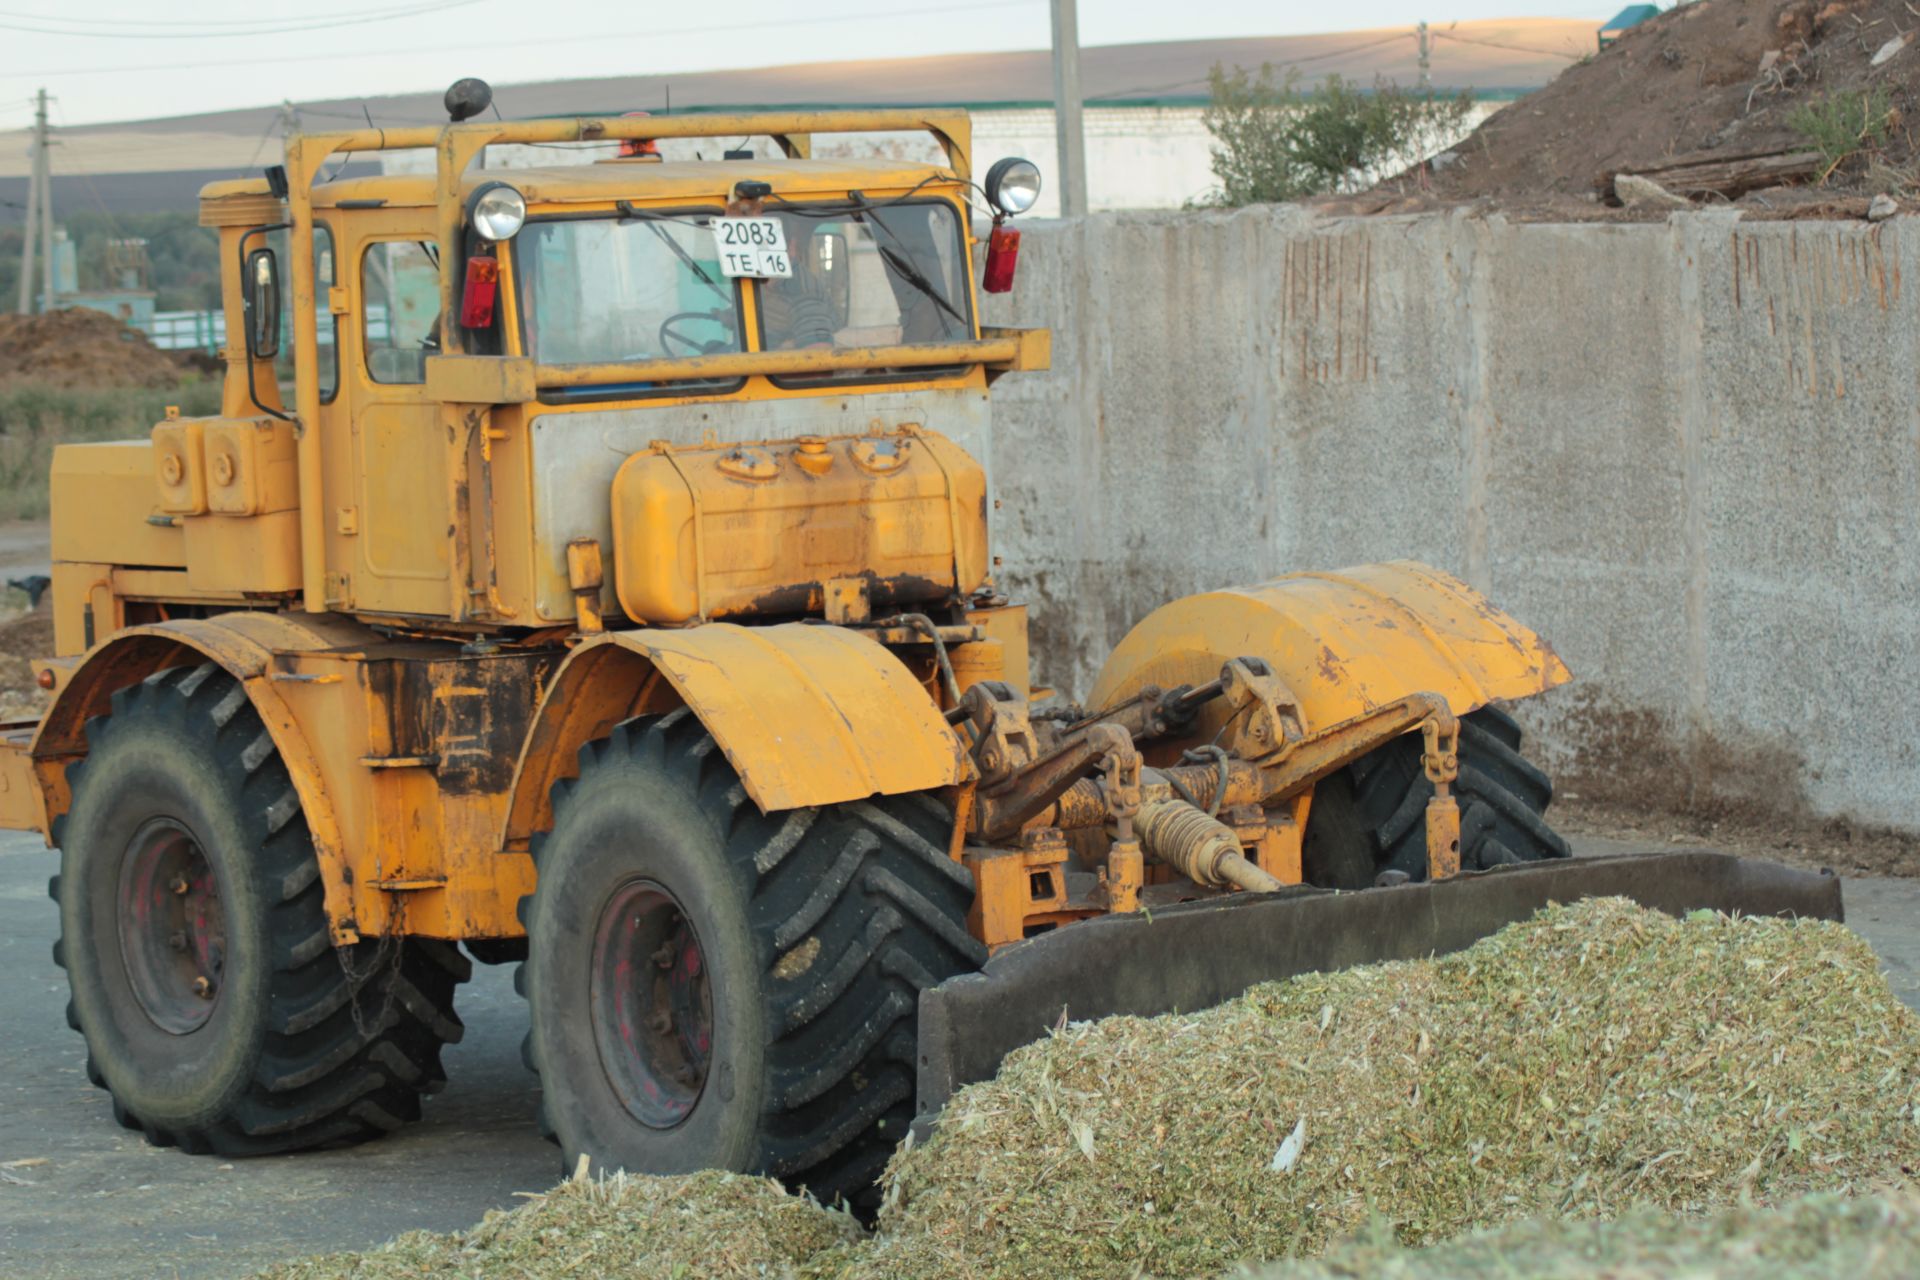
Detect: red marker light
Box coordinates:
(982, 223, 1020, 294)
(618, 110, 660, 158)
(461, 253, 499, 328)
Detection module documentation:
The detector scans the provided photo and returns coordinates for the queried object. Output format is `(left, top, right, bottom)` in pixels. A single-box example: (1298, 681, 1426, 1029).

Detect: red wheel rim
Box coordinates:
(589, 879, 712, 1129)
(116, 818, 226, 1035)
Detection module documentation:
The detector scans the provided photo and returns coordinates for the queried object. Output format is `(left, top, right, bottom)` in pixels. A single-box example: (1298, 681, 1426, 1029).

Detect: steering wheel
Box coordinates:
(659, 310, 733, 357)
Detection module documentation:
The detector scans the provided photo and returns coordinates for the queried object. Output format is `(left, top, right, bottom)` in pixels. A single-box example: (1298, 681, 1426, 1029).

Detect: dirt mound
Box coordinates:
(1349, 0, 1920, 219)
(0, 606, 52, 721)
(0, 309, 192, 390)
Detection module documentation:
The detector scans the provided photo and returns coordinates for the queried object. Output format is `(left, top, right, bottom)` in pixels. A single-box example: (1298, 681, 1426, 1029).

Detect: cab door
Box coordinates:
(338, 221, 450, 618)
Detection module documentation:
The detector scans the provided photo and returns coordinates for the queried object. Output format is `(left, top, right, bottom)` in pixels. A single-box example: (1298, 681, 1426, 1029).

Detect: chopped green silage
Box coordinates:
(254, 1168, 858, 1280)
(837, 898, 1920, 1280)
(1239, 1193, 1920, 1279)
(254, 900, 1920, 1280)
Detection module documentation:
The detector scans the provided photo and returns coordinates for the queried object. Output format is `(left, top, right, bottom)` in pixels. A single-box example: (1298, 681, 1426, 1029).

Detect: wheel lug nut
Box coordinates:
(649, 1011, 673, 1034)
(651, 943, 675, 970)
(168, 930, 188, 952)
(192, 975, 215, 999)
(168, 875, 190, 896)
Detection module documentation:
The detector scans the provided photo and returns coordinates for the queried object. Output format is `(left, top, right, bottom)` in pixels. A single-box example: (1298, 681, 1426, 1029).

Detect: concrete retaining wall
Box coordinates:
(981, 206, 1920, 832)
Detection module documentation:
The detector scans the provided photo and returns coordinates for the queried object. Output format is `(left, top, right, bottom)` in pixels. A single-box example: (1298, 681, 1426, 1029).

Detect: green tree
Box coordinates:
(1201, 66, 1473, 206)
(0, 210, 219, 313)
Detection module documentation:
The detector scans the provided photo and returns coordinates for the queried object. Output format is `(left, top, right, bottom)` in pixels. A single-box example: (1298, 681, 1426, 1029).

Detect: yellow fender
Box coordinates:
(30, 613, 366, 940)
(502, 622, 969, 850)
(1088, 561, 1572, 737)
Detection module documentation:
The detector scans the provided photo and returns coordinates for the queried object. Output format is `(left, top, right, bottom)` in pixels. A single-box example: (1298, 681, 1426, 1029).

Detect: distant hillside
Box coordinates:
(0, 19, 1596, 187)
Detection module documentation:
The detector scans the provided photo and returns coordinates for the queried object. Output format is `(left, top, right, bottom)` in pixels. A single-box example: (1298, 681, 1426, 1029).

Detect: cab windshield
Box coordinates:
(757, 200, 972, 359)
(516, 213, 743, 366)
(515, 198, 972, 386)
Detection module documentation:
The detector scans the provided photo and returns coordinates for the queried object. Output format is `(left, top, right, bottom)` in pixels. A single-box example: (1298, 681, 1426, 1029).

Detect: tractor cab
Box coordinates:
(163, 104, 1048, 638)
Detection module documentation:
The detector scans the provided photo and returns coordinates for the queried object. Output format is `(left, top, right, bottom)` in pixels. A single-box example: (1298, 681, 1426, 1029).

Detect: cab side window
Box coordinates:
(269, 223, 338, 402)
(362, 241, 441, 385)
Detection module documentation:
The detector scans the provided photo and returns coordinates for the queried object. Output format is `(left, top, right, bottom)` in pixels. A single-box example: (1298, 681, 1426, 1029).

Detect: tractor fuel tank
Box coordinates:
(608, 428, 988, 625)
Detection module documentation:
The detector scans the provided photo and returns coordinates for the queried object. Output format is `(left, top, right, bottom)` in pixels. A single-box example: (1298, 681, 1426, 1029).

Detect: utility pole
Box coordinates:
(38, 88, 53, 314)
(1416, 21, 1432, 93)
(1049, 0, 1088, 218)
(15, 88, 48, 315)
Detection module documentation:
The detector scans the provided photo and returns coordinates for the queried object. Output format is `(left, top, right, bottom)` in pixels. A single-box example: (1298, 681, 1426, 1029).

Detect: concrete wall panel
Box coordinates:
(981, 206, 1920, 832)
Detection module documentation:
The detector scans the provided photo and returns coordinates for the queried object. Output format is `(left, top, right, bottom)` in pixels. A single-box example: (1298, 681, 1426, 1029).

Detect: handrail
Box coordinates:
(279, 107, 977, 614)
(534, 337, 1021, 389)
(291, 108, 971, 161)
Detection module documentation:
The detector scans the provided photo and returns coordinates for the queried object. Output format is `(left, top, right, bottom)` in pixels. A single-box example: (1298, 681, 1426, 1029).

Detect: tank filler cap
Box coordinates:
(716, 446, 778, 481)
(794, 435, 833, 476)
(851, 437, 910, 475)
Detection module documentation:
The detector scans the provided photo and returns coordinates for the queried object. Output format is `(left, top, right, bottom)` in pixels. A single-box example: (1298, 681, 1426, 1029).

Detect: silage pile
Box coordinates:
(1243, 1193, 1920, 1279)
(839, 897, 1920, 1279)
(256, 898, 1920, 1280)
(256, 1168, 857, 1280)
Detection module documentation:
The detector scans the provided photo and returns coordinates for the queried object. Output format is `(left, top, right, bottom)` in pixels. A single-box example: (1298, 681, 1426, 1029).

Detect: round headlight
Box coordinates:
(983, 157, 1042, 217)
(471, 183, 527, 241)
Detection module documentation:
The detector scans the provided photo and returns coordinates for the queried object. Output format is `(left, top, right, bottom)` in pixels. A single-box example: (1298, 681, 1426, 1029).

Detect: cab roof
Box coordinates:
(201, 157, 960, 217)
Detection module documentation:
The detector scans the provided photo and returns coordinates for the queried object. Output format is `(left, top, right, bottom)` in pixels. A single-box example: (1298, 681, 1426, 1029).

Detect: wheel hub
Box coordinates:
(590, 879, 712, 1128)
(117, 818, 225, 1035)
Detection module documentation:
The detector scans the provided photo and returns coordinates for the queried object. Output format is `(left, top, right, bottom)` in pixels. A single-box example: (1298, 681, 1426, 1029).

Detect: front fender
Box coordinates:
(30, 613, 369, 940)
(1087, 561, 1572, 736)
(502, 622, 968, 850)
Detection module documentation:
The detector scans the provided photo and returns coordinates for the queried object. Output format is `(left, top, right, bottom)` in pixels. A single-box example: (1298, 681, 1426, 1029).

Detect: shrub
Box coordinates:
(1201, 66, 1472, 206)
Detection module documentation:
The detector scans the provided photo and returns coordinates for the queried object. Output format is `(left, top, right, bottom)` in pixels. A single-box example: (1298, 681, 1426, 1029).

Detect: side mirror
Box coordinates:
(244, 247, 282, 360)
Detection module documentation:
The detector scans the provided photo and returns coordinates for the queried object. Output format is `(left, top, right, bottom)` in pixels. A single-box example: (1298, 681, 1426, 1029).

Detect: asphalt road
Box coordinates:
(2, 828, 1917, 1278)
(0, 831, 557, 1279)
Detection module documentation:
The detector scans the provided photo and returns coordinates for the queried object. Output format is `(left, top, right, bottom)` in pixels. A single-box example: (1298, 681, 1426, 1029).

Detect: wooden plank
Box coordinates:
(1600, 149, 1826, 202)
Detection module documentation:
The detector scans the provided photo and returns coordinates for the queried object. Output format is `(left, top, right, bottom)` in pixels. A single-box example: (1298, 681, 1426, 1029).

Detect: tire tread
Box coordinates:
(52, 664, 467, 1155)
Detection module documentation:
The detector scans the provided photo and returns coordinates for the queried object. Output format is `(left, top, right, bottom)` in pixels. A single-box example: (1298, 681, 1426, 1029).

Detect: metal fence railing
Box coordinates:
(149, 310, 225, 352)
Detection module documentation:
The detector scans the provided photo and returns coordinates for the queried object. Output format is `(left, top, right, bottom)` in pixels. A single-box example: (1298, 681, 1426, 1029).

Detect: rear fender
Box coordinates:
(30, 613, 367, 940)
(1088, 561, 1572, 740)
(501, 622, 969, 852)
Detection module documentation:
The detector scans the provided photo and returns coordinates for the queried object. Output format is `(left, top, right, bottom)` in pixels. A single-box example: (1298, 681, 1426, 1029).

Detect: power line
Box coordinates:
(1431, 29, 1582, 61)
(0, 0, 1042, 84)
(0, 0, 480, 39)
(0, 0, 479, 28)
(1085, 30, 1414, 103)
(52, 100, 128, 242)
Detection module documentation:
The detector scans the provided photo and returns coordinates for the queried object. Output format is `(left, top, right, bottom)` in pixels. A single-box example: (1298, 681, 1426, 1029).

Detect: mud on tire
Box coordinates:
(517, 708, 984, 1210)
(1302, 704, 1569, 889)
(49, 663, 468, 1153)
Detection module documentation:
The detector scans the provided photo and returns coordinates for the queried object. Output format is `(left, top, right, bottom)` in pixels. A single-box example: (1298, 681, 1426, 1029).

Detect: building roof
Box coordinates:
(1600, 6, 1663, 36)
(0, 20, 1592, 185)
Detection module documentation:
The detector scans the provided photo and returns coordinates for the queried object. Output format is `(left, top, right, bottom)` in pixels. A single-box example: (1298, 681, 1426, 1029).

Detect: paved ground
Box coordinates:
(1, 828, 1916, 1278)
(0, 520, 51, 582)
(0, 832, 556, 1279)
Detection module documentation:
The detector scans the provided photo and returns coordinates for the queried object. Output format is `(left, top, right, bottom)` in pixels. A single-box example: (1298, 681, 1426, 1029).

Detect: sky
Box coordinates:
(0, 0, 1630, 128)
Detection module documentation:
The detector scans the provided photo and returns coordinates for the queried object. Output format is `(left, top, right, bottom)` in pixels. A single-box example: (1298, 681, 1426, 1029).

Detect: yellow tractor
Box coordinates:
(0, 81, 1836, 1206)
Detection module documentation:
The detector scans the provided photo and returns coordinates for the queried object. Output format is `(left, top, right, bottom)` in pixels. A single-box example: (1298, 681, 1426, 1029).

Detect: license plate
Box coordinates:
(712, 217, 791, 278)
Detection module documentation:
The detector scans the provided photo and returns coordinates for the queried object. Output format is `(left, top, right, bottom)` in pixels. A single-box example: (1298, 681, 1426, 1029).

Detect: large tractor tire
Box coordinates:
(1302, 704, 1569, 889)
(517, 708, 984, 1209)
(49, 664, 468, 1154)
